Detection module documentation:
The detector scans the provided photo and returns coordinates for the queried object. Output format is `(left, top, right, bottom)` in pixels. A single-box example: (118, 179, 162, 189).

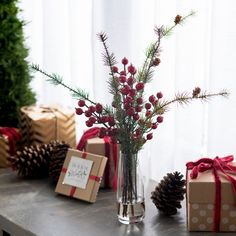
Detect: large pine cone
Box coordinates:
(151, 171, 186, 215)
(8, 140, 65, 178)
(49, 142, 70, 183)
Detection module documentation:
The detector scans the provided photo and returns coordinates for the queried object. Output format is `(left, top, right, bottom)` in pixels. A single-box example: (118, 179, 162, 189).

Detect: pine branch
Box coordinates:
(31, 64, 113, 114)
(153, 90, 229, 117)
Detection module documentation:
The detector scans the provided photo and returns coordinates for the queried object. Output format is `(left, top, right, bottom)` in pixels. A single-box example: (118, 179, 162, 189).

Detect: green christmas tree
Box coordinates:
(0, 0, 36, 127)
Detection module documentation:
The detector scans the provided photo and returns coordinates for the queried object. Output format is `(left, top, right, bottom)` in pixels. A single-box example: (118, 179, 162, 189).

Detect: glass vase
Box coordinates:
(117, 152, 145, 224)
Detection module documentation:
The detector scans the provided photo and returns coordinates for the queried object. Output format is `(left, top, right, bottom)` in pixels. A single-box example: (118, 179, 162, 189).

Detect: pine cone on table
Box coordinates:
(8, 140, 65, 178)
(151, 171, 186, 215)
(49, 142, 70, 183)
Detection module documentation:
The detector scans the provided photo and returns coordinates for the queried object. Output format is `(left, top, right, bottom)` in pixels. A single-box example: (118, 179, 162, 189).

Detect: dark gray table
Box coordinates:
(0, 169, 233, 236)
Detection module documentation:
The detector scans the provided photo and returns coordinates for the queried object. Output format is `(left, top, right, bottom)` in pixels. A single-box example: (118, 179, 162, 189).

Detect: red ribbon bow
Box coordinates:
(186, 155, 236, 232)
(76, 127, 118, 190)
(0, 127, 21, 155)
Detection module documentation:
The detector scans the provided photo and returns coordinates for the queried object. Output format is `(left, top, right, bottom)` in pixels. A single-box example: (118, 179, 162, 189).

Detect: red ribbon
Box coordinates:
(0, 127, 21, 155)
(61, 152, 101, 197)
(77, 127, 118, 190)
(186, 155, 236, 232)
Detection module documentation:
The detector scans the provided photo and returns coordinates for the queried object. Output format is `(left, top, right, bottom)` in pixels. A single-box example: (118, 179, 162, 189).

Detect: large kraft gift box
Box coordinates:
(186, 157, 236, 232)
(19, 105, 76, 147)
(84, 137, 119, 189)
(0, 127, 21, 167)
(55, 149, 107, 203)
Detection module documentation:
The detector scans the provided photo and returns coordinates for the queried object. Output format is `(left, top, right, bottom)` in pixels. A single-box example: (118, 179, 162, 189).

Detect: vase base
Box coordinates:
(117, 199, 145, 224)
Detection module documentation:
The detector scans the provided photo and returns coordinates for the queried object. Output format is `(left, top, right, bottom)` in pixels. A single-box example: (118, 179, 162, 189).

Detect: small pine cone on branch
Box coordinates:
(8, 140, 66, 178)
(151, 171, 186, 215)
(49, 142, 70, 183)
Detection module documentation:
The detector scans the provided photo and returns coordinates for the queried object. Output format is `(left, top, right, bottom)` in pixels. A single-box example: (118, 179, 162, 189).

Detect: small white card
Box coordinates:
(63, 156, 93, 189)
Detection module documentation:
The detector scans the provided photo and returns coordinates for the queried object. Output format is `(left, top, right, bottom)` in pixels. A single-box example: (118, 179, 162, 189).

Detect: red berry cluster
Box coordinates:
(111, 57, 165, 142)
(75, 100, 116, 138)
(75, 57, 165, 144)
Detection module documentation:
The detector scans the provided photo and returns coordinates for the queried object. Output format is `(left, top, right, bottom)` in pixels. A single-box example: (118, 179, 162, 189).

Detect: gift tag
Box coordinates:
(63, 156, 93, 189)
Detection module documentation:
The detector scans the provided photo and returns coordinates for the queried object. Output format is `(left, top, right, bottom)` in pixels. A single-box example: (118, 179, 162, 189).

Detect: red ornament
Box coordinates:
(146, 133, 153, 140)
(78, 100, 86, 107)
(129, 89, 136, 97)
(122, 57, 128, 65)
(157, 115, 164, 123)
(127, 76, 134, 85)
(135, 82, 144, 91)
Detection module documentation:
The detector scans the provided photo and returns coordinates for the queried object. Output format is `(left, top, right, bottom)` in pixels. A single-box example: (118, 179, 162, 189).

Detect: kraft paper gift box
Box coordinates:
(0, 127, 21, 168)
(19, 105, 76, 148)
(85, 137, 119, 189)
(186, 158, 236, 232)
(55, 149, 107, 203)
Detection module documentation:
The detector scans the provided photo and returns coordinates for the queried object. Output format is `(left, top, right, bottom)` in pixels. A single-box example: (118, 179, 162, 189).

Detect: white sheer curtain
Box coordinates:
(19, 0, 236, 182)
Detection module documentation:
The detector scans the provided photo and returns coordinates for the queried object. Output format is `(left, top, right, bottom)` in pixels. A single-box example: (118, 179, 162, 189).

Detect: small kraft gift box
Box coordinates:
(55, 148, 107, 203)
(0, 127, 21, 167)
(186, 155, 236, 232)
(19, 105, 76, 147)
(77, 127, 119, 189)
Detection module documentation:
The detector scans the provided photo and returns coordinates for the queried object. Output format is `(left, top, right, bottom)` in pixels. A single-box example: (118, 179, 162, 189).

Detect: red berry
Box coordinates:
(95, 103, 103, 113)
(99, 116, 108, 123)
(151, 123, 158, 129)
(121, 85, 130, 95)
(119, 75, 126, 83)
(85, 110, 92, 117)
(146, 133, 153, 140)
(157, 115, 164, 123)
(89, 116, 97, 123)
(78, 100, 85, 107)
(149, 95, 156, 103)
(125, 96, 133, 104)
(135, 105, 142, 112)
(135, 82, 144, 91)
(136, 97, 143, 104)
(133, 113, 140, 121)
(88, 106, 96, 113)
(156, 92, 163, 99)
(129, 89, 136, 97)
(122, 57, 128, 65)
(120, 70, 126, 76)
(112, 66, 119, 73)
(145, 103, 151, 110)
(108, 117, 115, 126)
(85, 120, 93, 127)
(128, 64, 137, 74)
(75, 108, 83, 115)
(127, 76, 134, 85)
(127, 107, 135, 116)
(146, 111, 152, 117)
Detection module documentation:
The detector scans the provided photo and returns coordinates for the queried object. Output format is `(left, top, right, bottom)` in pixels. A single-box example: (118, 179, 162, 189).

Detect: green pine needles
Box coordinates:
(0, 0, 36, 127)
